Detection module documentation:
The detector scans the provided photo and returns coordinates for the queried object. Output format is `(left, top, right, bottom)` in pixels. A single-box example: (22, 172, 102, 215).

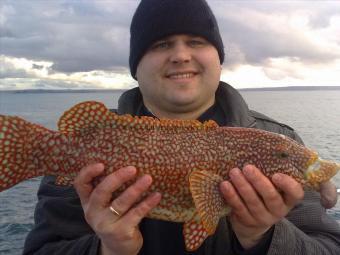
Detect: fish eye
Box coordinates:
(279, 152, 289, 158)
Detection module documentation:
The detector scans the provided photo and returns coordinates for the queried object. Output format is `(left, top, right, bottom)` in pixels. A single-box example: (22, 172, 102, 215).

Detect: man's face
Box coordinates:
(136, 34, 221, 119)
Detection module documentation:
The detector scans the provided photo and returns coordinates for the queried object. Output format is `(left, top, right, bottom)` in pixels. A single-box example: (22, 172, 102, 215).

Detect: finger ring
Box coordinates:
(109, 206, 121, 217)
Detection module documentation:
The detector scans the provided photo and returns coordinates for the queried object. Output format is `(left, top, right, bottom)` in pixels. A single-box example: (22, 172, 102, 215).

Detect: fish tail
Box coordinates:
(0, 115, 50, 191)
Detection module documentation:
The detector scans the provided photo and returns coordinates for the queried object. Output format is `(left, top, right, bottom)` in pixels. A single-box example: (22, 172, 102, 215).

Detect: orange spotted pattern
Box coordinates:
(0, 101, 339, 251)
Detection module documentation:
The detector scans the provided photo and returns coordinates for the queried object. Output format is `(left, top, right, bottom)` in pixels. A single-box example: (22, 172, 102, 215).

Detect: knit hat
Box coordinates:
(129, 0, 225, 79)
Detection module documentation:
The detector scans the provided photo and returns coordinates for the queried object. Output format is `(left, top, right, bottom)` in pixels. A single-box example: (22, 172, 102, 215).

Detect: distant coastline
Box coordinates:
(0, 89, 127, 94)
(0, 86, 340, 93)
(239, 86, 340, 91)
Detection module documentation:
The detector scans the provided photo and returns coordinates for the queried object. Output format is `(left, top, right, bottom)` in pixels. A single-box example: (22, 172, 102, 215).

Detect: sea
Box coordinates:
(0, 89, 339, 254)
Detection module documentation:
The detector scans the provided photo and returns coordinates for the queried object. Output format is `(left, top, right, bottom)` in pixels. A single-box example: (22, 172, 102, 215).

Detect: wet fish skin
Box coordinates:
(0, 101, 339, 251)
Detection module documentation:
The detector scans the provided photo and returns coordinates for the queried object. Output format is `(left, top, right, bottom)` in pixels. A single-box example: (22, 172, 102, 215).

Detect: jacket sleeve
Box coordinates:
(266, 129, 340, 254)
(23, 176, 101, 255)
(246, 130, 340, 255)
(268, 191, 340, 255)
(249, 112, 340, 254)
(249, 110, 303, 143)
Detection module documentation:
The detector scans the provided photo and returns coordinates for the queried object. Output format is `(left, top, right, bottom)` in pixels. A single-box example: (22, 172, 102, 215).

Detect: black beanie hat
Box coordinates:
(129, 0, 225, 79)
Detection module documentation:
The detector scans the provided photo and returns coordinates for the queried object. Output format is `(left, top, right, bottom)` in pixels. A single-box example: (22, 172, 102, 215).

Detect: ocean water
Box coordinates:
(0, 90, 339, 254)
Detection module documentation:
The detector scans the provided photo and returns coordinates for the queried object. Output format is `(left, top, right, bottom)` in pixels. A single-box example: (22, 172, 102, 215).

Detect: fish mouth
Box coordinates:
(305, 157, 340, 190)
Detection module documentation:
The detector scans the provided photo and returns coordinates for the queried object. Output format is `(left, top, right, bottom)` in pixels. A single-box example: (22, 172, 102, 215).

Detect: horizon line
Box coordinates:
(1, 85, 340, 93)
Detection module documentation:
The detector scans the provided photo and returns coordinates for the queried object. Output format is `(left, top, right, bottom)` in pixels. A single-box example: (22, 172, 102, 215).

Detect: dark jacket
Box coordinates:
(23, 82, 340, 255)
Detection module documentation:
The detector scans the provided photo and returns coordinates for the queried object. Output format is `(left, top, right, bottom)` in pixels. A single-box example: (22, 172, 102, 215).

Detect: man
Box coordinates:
(23, 0, 340, 254)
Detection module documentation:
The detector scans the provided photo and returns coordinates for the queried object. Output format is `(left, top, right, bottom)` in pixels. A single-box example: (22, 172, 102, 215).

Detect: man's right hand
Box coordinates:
(73, 163, 162, 255)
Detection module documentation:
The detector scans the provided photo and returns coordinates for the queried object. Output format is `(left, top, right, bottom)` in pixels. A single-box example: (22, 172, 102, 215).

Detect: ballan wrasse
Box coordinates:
(0, 101, 339, 251)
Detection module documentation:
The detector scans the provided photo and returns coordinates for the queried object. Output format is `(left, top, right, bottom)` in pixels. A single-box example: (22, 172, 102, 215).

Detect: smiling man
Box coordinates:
(136, 34, 221, 120)
(23, 0, 340, 255)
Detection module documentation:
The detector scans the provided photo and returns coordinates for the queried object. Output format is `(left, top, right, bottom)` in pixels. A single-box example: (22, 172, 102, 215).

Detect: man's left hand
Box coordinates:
(220, 164, 304, 250)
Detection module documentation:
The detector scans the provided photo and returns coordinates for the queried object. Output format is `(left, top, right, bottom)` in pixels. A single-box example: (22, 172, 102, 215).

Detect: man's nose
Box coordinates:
(169, 44, 192, 64)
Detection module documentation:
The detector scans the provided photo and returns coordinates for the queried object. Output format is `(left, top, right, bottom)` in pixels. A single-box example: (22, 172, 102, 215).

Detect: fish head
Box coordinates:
(250, 131, 339, 190)
(304, 157, 340, 190)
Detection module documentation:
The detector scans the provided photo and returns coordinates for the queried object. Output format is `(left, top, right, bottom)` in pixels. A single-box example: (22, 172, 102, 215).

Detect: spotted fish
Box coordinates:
(0, 101, 339, 250)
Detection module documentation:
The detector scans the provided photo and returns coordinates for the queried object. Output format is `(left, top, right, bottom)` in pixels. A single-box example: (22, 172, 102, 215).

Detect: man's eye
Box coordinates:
(152, 41, 169, 50)
(189, 40, 205, 46)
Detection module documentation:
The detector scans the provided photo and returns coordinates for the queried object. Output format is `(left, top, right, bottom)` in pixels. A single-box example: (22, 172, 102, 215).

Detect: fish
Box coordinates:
(0, 101, 339, 251)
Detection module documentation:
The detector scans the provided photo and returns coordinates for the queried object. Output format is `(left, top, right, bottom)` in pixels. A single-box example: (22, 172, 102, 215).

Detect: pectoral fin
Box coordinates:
(189, 170, 230, 234)
(183, 215, 209, 251)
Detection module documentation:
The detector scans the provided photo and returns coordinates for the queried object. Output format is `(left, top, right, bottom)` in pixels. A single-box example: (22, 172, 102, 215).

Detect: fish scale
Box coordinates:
(0, 100, 339, 251)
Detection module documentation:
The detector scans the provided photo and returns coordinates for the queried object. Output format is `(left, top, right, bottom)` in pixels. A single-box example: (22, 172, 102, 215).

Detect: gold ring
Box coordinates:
(109, 206, 121, 217)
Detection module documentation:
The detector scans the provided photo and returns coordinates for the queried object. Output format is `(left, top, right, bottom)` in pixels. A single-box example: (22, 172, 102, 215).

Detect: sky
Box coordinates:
(0, 0, 340, 90)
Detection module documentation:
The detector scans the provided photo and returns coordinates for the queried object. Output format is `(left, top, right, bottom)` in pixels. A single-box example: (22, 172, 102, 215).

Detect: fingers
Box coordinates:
(111, 174, 153, 217)
(242, 165, 287, 218)
(220, 165, 304, 225)
(75, 164, 161, 220)
(120, 192, 162, 227)
(221, 164, 305, 249)
(222, 167, 273, 225)
(319, 181, 337, 209)
(272, 173, 304, 208)
(73, 163, 162, 255)
(74, 163, 105, 206)
(220, 180, 255, 226)
(88, 166, 137, 210)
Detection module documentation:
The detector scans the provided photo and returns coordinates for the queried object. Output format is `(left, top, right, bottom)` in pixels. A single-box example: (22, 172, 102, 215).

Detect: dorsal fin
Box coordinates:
(58, 101, 220, 134)
(58, 101, 113, 133)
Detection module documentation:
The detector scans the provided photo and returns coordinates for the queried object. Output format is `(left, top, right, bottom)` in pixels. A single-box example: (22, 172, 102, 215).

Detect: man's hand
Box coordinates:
(73, 163, 161, 255)
(320, 181, 338, 209)
(220, 165, 304, 250)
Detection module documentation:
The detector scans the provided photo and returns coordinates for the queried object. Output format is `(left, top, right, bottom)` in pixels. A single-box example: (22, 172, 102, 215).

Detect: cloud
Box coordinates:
(262, 58, 305, 80)
(1, 0, 135, 73)
(0, 55, 53, 78)
(212, 1, 340, 68)
(0, 0, 339, 89)
(0, 4, 15, 26)
(0, 60, 30, 79)
(0, 55, 137, 90)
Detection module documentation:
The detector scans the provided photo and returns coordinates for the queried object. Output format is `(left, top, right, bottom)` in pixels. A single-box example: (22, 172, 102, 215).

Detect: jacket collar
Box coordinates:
(117, 81, 256, 128)
(215, 82, 256, 127)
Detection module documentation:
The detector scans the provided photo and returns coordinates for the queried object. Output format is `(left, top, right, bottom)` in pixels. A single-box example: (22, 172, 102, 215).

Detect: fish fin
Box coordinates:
(58, 101, 113, 133)
(55, 176, 74, 186)
(156, 118, 219, 133)
(58, 101, 219, 134)
(0, 115, 50, 191)
(183, 216, 209, 251)
(189, 170, 231, 234)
